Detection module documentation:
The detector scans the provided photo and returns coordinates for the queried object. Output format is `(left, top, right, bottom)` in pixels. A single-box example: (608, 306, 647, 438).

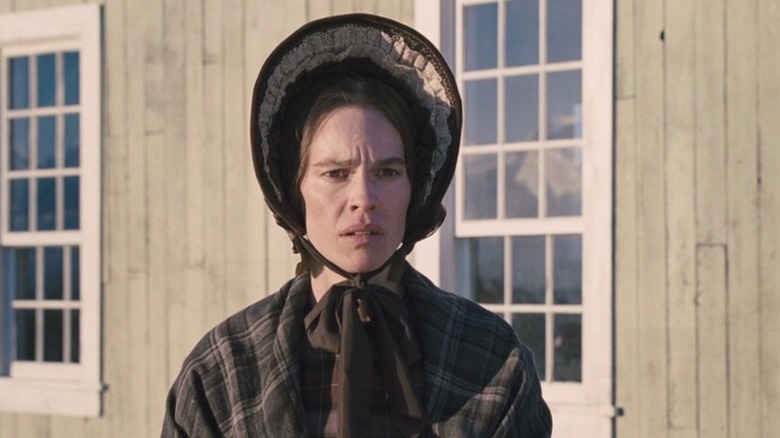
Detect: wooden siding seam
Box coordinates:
(695, 243, 730, 436)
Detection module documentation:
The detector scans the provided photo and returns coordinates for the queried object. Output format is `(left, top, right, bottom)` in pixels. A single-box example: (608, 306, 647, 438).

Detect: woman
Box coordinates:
(162, 14, 551, 438)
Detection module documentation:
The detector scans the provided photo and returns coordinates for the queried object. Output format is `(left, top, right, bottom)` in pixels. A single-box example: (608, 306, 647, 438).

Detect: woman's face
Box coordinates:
(300, 105, 411, 279)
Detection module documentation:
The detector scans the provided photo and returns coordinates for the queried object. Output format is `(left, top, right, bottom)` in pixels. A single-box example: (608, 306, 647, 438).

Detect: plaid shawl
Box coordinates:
(162, 266, 552, 437)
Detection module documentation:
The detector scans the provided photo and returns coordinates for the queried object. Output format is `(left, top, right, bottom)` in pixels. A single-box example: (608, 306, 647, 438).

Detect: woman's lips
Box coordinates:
(341, 224, 382, 244)
(341, 224, 382, 236)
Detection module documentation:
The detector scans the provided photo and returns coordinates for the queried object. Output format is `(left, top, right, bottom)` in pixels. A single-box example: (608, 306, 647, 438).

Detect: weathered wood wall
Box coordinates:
(0, 0, 412, 436)
(615, 0, 780, 436)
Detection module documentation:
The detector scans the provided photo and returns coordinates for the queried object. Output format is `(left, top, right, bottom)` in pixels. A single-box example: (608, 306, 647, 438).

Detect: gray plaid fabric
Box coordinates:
(162, 266, 552, 437)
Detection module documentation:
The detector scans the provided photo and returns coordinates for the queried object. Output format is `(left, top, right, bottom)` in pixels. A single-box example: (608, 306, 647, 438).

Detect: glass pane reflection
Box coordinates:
(65, 114, 80, 167)
(10, 179, 30, 231)
(10, 118, 30, 170)
(464, 3, 498, 71)
(547, 0, 582, 63)
(505, 75, 539, 142)
(71, 310, 80, 363)
(44, 246, 64, 300)
(545, 148, 582, 216)
(464, 154, 497, 220)
(15, 309, 36, 361)
(505, 151, 539, 218)
(512, 236, 545, 303)
(458, 237, 504, 304)
(465, 79, 498, 145)
(43, 310, 64, 362)
(553, 234, 582, 304)
(37, 53, 56, 107)
(71, 247, 81, 301)
(37, 177, 57, 231)
(9, 57, 30, 109)
(554, 313, 582, 381)
(3, 247, 36, 300)
(505, 0, 539, 66)
(512, 313, 546, 380)
(38, 116, 56, 169)
(64, 51, 80, 105)
(546, 70, 582, 139)
(64, 176, 80, 230)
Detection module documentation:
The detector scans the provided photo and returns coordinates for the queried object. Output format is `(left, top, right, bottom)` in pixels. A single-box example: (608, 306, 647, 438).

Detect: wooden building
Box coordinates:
(0, 0, 776, 436)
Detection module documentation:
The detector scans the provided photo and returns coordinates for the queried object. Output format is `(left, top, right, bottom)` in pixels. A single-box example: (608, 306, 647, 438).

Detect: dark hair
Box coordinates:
(281, 75, 416, 220)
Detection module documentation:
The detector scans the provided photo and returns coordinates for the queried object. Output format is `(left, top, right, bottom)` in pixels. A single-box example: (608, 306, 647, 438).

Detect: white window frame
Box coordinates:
(414, 0, 614, 434)
(0, 4, 102, 417)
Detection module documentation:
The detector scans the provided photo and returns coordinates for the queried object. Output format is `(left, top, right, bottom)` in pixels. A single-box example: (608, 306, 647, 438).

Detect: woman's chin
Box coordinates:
(338, 256, 388, 275)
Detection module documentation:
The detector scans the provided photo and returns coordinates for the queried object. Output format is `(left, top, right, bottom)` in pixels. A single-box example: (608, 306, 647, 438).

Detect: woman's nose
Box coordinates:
(349, 173, 377, 211)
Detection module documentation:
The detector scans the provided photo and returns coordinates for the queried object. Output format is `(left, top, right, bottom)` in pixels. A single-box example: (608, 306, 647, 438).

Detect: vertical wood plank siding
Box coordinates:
(664, 1, 697, 436)
(757, 0, 780, 435)
(632, 0, 668, 435)
(0, 1, 412, 436)
(616, 0, 780, 437)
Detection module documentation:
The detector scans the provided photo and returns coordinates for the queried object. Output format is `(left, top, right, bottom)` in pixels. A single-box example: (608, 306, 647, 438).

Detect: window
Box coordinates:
(414, 0, 613, 434)
(0, 4, 102, 417)
(456, 0, 588, 384)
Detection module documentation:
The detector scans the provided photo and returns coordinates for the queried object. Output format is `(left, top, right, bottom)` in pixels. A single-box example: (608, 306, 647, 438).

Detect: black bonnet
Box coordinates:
(251, 13, 462, 247)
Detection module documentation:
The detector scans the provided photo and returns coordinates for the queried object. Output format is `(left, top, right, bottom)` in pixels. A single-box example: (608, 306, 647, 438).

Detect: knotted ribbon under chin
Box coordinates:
(304, 280, 428, 437)
(296, 236, 428, 437)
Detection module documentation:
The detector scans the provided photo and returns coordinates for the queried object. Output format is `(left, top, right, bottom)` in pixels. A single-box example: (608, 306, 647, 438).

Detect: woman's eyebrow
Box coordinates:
(311, 157, 406, 167)
(373, 157, 406, 167)
(310, 158, 355, 168)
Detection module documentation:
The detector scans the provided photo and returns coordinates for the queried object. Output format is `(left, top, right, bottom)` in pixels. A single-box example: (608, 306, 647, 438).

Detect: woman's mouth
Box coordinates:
(341, 225, 382, 244)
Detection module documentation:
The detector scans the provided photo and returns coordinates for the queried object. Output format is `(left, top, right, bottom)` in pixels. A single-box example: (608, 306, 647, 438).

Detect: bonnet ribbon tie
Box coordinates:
(298, 237, 428, 437)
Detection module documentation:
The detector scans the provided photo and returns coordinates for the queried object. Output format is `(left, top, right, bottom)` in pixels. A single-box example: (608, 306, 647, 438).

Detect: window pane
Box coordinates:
(512, 236, 545, 303)
(15, 309, 36, 361)
(64, 176, 80, 230)
(71, 246, 80, 301)
(64, 51, 80, 105)
(546, 70, 582, 139)
(37, 54, 56, 107)
(545, 148, 582, 216)
(464, 79, 498, 145)
(37, 116, 57, 169)
(458, 237, 504, 303)
(505, 0, 539, 66)
(64, 113, 80, 167)
(43, 247, 64, 300)
(505, 151, 539, 218)
(37, 177, 56, 230)
(512, 313, 546, 380)
(553, 234, 582, 304)
(10, 179, 30, 231)
(464, 154, 497, 220)
(464, 3, 498, 71)
(3, 247, 36, 300)
(9, 118, 30, 170)
(547, 0, 582, 63)
(43, 310, 64, 362)
(505, 74, 539, 142)
(554, 313, 582, 381)
(9, 57, 30, 109)
(71, 310, 80, 363)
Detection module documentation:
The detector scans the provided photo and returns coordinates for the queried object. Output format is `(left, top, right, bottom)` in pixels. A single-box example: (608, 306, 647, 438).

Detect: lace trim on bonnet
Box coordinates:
(257, 23, 454, 205)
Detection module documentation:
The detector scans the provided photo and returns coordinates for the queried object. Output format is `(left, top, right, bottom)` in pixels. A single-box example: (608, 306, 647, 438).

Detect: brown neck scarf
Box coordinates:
(297, 236, 428, 437)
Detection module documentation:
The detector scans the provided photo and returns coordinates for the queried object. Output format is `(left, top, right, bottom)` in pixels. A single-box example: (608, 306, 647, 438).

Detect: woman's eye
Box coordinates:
(377, 168, 402, 178)
(324, 169, 348, 179)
